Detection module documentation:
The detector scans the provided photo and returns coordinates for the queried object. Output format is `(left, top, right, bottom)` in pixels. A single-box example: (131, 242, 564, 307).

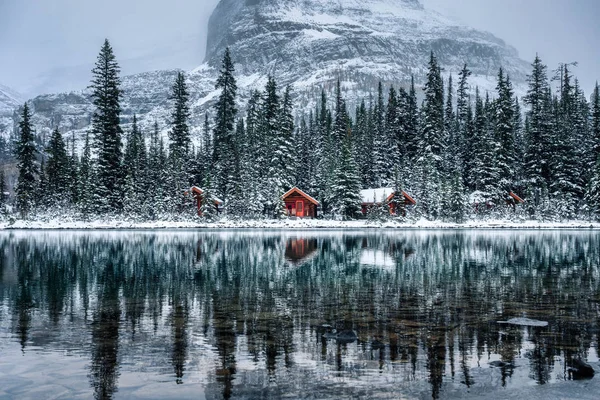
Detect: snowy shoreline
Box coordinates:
(1, 218, 599, 230)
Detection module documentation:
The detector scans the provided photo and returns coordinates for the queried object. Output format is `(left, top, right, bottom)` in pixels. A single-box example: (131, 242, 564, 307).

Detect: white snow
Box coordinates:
(1, 217, 599, 230)
(498, 318, 549, 327)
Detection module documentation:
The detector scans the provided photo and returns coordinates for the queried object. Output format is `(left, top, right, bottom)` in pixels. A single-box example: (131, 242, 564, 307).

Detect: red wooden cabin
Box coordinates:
(360, 188, 417, 216)
(282, 187, 320, 218)
(188, 186, 223, 216)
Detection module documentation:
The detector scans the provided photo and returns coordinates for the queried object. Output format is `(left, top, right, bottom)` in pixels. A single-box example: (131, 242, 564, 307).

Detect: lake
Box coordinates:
(0, 230, 599, 399)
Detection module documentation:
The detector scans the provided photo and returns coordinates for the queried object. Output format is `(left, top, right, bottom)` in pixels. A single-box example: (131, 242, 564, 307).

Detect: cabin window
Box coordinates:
(296, 201, 303, 215)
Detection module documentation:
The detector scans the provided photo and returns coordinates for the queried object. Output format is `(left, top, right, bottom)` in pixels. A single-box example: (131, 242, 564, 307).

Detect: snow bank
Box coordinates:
(1, 218, 599, 230)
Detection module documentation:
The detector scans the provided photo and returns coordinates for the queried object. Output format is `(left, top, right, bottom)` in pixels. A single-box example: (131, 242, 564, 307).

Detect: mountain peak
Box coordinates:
(205, 0, 526, 89)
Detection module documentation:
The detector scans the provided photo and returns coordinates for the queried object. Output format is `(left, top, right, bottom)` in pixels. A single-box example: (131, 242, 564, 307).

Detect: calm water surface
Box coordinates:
(0, 230, 599, 399)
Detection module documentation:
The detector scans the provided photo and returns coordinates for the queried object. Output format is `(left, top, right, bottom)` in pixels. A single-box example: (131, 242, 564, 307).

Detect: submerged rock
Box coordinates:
(489, 360, 515, 368)
(497, 317, 548, 327)
(322, 329, 358, 343)
(569, 359, 595, 379)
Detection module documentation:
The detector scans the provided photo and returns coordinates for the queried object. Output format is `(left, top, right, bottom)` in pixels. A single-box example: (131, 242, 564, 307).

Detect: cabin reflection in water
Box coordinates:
(284, 238, 318, 265)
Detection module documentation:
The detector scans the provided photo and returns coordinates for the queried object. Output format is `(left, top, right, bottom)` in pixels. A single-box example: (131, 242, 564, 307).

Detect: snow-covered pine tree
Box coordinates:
(421, 52, 445, 170)
(512, 97, 526, 194)
(226, 117, 246, 217)
(388, 170, 406, 219)
(167, 72, 192, 213)
(592, 83, 600, 161)
(276, 85, 296, 189)
(45, 127, 70, 207)
(123, 115, 148, 217)
(199, 176, 218, 221)
(38, 159, 47, 209)
(69, 146, 79, 209)
(585, 155, 600, 220)
(494, 68, 516, 195)
(330, 135, 362, 220)
(147, 122, 168, 217)
(405, 76, 420, 164)
(90, 39, 124, 214)
(523, 55, 551, 205)
(78, 132, 94, 218)
(372, 81, 387, 186)
(0, 169, 6, 213)
(242, 91, 264, 218)
(448, 172, 467, 223)
(212, 48, 238, 202)
(471, 89, 501, 204)
(444, 74, 459, 174)
(260, 76, 284, 215)
(15, 103, 38, 219)
(386, 86, 399, 177)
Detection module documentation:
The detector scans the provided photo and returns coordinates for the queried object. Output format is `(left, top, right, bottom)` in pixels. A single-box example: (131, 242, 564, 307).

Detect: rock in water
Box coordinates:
(497, 318, 548, 327)
(335, 330, 358, 343)
(569, 359, 595, 379)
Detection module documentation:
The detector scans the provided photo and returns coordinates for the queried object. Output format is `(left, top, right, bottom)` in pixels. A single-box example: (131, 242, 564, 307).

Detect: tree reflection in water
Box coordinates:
(0, 230, 599, 399)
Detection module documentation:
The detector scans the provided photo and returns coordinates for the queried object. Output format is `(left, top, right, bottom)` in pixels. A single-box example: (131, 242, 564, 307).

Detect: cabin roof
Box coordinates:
(360, 188, 416, 205)
(190, 186, 224, 205)
(282, 187, 320, 205)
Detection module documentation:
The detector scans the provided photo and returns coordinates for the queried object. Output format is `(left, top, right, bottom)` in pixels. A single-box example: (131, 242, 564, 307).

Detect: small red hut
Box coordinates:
(189, 186, 223, 216)
(360, 188, 417, 216)
(282, 187, 320, 218)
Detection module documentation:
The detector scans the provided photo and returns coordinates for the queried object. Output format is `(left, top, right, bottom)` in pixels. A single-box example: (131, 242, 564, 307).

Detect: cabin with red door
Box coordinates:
(282, 187, 320, 218)
(188, 186, 224, 216)
(360, 187, 417, 216)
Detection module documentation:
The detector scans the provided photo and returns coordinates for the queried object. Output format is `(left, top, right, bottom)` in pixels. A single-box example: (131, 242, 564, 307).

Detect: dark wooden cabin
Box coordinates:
(188, 186, 224, 216)
(360, 187, 417, 216)
(282, 187, 320, 218)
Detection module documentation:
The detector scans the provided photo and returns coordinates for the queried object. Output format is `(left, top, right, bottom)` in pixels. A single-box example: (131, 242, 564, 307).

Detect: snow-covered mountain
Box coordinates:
(0, 83, 22, 136)
(6, 0, 531, 146)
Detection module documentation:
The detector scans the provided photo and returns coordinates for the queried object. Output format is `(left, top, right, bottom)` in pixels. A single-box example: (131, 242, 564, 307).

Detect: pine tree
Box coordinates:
(212, 48, 238, 201)
(200, 176, 218, 221)
(586, 155, 600, 220)
(524, 55, 551, 199)
(421, 52, 445, 168)
(592, 83, 600, 160)
(38, 159, 47, 208)
(147, 122, 168, 217)
(0, 169, 6, 213)
(15, 103, 38, 218)
(372, 81, 387, 186)
(123, 115, 148, 216)
(330, 135, 362, 219)
(79, 132, 94, 217)
(276, 85, 296, 190)
(45, 127, 70, 206)
(405, 76, 420, 163)
(167, 71, 192, 207)
(494, 68, 516, 194)
(90, 39, 124, 213)
(68, 138, 79, 206)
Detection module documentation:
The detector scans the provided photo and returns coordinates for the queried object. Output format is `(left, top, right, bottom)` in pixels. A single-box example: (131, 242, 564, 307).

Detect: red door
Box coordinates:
(296, 201, 304, 217)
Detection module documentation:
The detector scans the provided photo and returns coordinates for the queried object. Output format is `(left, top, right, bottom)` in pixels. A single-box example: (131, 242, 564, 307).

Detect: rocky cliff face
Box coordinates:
(5, 0, 531, 146)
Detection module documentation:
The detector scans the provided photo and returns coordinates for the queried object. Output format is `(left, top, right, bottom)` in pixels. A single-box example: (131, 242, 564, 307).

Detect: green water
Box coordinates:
(0, 230, 598, 399)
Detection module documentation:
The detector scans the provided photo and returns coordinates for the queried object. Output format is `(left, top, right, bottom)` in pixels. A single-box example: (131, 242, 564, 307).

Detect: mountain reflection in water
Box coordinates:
(0, 230, 599, 399)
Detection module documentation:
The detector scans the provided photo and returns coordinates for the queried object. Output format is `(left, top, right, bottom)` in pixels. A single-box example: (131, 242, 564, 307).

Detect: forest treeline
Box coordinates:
(1, 39, 600, 222)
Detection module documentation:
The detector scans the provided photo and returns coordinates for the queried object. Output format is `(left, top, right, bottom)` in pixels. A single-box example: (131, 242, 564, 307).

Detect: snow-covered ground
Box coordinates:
(1, 217, 599, 230)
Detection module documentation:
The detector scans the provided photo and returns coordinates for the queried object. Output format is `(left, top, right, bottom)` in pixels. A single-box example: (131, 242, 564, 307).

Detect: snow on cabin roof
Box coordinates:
(360, 188, 416, 205)
(190, 186, 224, 205)
(282, 187, 320, 205)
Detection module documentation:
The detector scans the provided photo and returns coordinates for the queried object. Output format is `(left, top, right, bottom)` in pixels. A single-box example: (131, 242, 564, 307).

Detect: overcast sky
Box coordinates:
(0, 0, 598, 98)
